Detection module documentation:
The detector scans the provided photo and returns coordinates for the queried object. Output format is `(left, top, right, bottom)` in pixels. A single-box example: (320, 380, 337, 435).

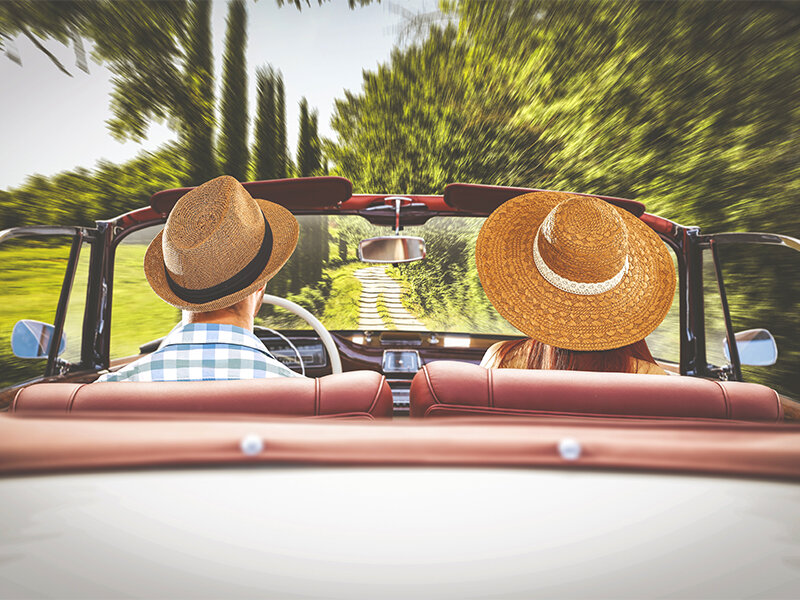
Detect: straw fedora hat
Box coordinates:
(476, 192, 675, 351)
(144, 175, 299, 312)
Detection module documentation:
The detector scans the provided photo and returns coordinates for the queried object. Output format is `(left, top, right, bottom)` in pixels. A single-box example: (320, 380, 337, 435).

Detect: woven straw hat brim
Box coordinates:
(476, 192, 676, 351)
(143, 197, 299, 312)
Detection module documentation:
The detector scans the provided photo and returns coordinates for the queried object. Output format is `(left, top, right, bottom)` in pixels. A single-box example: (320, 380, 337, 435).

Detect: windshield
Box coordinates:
(110, 215, 680, 364)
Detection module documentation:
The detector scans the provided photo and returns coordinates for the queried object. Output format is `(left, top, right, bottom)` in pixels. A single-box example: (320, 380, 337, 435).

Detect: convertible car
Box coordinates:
(1, 177, 799, 598)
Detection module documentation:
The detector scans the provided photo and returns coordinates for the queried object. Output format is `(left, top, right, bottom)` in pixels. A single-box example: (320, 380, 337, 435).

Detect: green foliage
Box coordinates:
(0, 145, 187, 229)
(3, 0, 799, 399)
(253, 66, 289, 181)
(182, 0, 218, 184)
(219, 0, 249, 181)
(0, 0, 224, 187)
(100, 1, 189, 144)
(110, 242, 180, 359)
(390, 219, 517, 334)
(327, 25, 549, 194)
(253, 66, 278, 180)
(296, 98, 321, 177)
(320, 262, 361, 330)
(275, 74, 291, 178)
(0, 1, 186, 82)
(285, 108, 327, 293)
(0, 237, 93, 389)
(259, 263, 359, 331)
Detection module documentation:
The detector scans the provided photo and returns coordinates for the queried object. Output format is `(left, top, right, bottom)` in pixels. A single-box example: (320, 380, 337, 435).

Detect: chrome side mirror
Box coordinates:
(11, 320, 66, 359)
(723, 328, 778, 367)
(358, 236, 426, 264)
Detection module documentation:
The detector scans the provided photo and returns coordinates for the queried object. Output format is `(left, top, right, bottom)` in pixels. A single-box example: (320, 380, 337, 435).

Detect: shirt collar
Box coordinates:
(159, 322, 272, 355)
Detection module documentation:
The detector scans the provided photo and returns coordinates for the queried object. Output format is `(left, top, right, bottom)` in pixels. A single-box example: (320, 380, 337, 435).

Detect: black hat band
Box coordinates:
(164, 213, 274, 304)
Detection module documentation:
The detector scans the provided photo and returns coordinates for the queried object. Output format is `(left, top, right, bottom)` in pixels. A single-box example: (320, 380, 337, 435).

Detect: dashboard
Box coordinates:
(256, 329, 513, 413)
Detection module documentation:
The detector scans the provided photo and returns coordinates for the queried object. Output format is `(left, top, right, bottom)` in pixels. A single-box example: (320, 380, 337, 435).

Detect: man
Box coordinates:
(97, 175, 300, 382)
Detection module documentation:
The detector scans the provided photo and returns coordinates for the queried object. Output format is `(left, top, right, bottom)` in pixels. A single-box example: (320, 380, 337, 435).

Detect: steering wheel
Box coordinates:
(261, 294, 343, 374)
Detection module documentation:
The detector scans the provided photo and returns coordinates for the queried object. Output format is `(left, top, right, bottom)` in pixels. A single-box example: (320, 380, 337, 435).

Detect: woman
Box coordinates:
(476, 191, 675, 375)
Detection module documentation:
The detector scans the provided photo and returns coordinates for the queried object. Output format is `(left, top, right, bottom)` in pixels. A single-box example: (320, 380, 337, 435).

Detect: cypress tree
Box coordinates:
(275, 73, 289, 177)
(310, 110, 328, 266)
(182, 0, 217, 184)
(287, 99, 310, 292)
(219, 0, 249, 181)
(295, 99, 325, 284)
(253, 66, 277, 180)
(296, 98, 322, 176)
(308, 110, 322, 176)
(296, 98, 311, 176)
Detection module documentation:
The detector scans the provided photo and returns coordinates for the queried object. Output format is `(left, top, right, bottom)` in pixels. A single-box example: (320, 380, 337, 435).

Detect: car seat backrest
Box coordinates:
(409, 361, 782, 421)
(12, 370, 393, 419)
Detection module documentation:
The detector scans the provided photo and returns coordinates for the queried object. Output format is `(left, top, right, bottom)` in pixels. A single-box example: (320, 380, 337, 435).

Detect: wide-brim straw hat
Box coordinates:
(144, 175, 299, 312)
(476, 192, 675, 351)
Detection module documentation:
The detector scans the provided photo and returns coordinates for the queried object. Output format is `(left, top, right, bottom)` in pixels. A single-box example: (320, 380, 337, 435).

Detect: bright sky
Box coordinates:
(0, 0, 438, 190)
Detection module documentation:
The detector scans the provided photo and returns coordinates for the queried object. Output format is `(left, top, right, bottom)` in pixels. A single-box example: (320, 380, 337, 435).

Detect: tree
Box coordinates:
(0, 1, 187, 79)
(279, 98, 326, 292)
(0, 1, 223, 185)
(274, 72, 290, 178)
(182, 0, 217, 184)
(253, 66, 278, 180)
(327, 25, 548, 194)
(0, 145, 187, 230)
(218, 0, 249, 181)
(296, 98, 321, 177)
(0, 1, 190, 140)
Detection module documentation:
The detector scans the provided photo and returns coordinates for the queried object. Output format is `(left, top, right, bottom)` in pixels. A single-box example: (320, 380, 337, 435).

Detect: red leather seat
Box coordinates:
(12, 371, 393, 419)
(410, 361, 782, 421)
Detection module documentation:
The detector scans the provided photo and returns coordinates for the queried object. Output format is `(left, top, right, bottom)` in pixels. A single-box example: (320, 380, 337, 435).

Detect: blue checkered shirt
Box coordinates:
(96, 322, 300, 382)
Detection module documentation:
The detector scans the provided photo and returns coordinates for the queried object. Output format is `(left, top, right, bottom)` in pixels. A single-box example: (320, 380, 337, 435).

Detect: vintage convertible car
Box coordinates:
(1, 177, 799, 598)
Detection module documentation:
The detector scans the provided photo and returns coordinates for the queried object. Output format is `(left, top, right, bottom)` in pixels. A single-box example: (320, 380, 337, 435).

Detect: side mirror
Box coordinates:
(11, 320, 66, 359)
(723, 328, 778, 367)
(358, 236, 426, 264)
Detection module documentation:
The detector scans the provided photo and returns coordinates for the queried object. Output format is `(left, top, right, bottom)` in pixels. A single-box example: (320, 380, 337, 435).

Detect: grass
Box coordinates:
(0, 240, 90, 386)
(0, 240, 180, 388)
(386, 264, 520, 335)
(257, 261, 364, 331)
(110, 244, 181, 358)
(320, 262, 363, 330)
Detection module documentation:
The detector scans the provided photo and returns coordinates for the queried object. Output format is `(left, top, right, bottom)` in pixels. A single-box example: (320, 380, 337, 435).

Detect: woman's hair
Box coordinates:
(486, 338, 657, 373)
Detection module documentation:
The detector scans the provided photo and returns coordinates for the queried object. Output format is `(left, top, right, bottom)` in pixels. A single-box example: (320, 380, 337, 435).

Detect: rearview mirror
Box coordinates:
(11, 320, 66, 359)
(358, 236, 426, 264)
(723, 328, 778, 367)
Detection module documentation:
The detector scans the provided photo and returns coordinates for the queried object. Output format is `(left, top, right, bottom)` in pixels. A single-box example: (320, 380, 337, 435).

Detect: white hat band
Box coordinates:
(533, 227, 629, 296)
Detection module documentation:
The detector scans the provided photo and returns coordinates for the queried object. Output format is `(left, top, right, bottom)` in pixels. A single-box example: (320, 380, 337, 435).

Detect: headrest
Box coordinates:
(13, 371, 393, 419)
(410, 362, 782, 421)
